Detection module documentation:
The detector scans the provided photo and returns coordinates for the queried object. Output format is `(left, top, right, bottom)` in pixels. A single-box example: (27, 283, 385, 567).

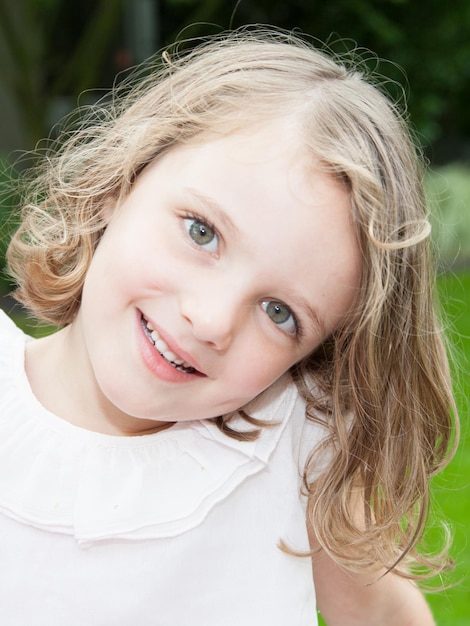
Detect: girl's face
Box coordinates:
(72, 120, 361, 433)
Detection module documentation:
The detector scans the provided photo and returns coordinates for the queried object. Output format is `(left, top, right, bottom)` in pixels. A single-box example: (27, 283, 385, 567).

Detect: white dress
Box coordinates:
(0, 310, 325, 625)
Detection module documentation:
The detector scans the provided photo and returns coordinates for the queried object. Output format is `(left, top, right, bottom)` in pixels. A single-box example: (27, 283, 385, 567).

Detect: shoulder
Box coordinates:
(0, 309, 28, 344)
(0, 309, 31, 388)
(264, 375, 330, 475)
(0, 309, 29, 396)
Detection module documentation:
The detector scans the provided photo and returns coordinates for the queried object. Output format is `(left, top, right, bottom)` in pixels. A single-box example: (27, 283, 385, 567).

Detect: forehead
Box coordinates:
(170, 119, 343, 214)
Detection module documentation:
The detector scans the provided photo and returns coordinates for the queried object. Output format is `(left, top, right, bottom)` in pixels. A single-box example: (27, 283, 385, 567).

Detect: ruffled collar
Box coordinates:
(0, 311, 298, 543)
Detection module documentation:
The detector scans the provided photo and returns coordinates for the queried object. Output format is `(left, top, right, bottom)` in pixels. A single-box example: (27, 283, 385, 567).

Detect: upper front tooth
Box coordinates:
(149, 327, 189, 366)
(163, 350, 178, 362)
(150, 330, 167, 351)
(155, 339, 168, 354)
(146, 319, 154, 331)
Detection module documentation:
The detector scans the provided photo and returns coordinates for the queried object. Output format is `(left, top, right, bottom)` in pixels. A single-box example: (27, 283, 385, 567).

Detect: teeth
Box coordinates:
(143, 316, 195, 372)
(163, 351, 184, 365)
(153, 336, 167, 353)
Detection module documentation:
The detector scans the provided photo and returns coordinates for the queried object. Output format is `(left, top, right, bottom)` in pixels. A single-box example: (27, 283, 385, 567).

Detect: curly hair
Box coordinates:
(7, 27, 457, 582)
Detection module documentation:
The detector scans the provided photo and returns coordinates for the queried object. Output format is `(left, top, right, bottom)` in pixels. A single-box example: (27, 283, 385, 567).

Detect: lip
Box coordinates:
(137, 310, 207, 381)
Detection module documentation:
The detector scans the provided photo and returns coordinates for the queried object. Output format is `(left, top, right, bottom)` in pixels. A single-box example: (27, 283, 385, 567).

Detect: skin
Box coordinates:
(24, 118, 434, 623)
(25, 119, 360, 435)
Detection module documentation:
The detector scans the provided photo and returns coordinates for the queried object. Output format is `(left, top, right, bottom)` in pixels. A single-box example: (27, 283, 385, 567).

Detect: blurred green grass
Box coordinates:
(426, 271, 470, 625)
(427, 166, 470, 271)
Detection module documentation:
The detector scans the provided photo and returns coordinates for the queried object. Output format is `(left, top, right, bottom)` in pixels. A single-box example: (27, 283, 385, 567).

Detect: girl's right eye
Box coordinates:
(183, 217, 219, 254)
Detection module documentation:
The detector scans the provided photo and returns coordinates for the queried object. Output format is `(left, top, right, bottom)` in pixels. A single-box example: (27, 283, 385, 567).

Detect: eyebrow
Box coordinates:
(184, 186, 326, 340)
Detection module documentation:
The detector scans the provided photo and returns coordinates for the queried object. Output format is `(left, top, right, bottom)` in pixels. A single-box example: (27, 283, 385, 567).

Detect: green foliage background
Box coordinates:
(1, 0, 470, 158)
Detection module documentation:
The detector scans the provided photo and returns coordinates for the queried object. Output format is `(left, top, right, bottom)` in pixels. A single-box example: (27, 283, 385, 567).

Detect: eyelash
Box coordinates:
(180, 211, 304, 340)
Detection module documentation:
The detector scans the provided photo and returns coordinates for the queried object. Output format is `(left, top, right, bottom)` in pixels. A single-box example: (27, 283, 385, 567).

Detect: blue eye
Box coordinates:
(261, 300, 297, 335)
(184, 217, 219, 253)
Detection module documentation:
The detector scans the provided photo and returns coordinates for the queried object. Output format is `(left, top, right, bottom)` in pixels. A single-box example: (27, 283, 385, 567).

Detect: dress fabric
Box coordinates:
(0, 310, 324, 625)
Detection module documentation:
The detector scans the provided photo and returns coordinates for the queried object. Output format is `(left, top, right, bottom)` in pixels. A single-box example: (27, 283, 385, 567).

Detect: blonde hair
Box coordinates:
(7, 27, 457, 582)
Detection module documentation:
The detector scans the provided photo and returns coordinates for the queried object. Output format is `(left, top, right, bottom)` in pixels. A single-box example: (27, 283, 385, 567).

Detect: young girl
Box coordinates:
(1, 28, 457, 625)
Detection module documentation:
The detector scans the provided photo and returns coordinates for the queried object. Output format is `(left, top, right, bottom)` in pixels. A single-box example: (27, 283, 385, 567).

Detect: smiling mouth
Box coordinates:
(141, 315, 198, 374)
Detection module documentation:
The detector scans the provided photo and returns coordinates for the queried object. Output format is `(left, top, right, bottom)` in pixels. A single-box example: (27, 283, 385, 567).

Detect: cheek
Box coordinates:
(94, 221, 173, 289)
(229, 341, 298, 399)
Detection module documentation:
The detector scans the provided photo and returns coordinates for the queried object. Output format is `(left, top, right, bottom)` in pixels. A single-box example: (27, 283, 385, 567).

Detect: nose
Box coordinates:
(179, 289, 242, 351)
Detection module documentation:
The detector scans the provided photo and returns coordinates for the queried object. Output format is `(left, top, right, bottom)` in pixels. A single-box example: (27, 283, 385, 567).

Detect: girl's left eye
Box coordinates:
(183, 217, 219, 253)
(261, 300, 297, 335)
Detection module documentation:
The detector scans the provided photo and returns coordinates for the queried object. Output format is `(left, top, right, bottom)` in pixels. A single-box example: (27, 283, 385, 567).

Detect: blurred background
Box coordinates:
(0, 1, 469, 623)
